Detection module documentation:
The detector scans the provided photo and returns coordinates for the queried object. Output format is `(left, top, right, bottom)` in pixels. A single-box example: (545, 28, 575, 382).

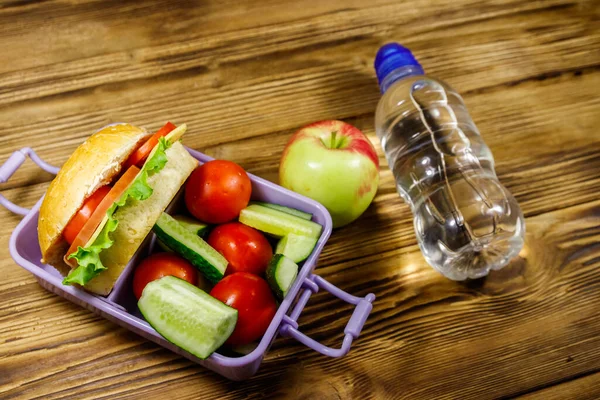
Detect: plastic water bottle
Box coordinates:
(373, 43, 525, 280)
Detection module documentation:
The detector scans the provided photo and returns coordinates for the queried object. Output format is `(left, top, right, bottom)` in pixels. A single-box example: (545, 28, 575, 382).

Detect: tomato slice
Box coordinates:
(63, 186, 111, 245)
(123, 122, 176, 169)
(64, 165, 140, 266)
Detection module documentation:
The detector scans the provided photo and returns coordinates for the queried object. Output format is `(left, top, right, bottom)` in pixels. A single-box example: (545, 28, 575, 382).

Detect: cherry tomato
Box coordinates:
(207, 222, 273, 276)
(184, 160, 252, 224)
(63, 185, 111, 245)
(210, 272, 277, 346)
(133, 253, 198, 300)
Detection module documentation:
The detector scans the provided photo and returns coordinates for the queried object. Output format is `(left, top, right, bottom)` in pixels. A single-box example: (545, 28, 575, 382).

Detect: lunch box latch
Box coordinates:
(279, 273, 375, 358)
(0, 148, 59, 216)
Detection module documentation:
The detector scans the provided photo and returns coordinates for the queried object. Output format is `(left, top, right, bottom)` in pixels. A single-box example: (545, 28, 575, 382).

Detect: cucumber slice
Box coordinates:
(266, 254, 298, 299)
(153, 212, 227, 284)
(156, 215, 210, 252)
(275, 234, 318, 263)
(250, 201, 312, 220)
(138, 276, 237, 360)
(172, 215, 211, 238)
(164, 123, 187, 143)
(239, 204, 322, 238)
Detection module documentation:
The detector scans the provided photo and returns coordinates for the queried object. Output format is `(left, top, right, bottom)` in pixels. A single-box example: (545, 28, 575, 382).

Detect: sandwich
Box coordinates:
(38, 122, 197, 295)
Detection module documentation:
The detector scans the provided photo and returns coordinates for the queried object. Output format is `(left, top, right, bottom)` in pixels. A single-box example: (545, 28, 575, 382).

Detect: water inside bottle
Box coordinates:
(376, 77, 524, 280)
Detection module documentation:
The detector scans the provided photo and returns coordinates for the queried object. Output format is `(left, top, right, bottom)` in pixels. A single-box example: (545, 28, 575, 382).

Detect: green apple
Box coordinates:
(279, 120, 379, 228)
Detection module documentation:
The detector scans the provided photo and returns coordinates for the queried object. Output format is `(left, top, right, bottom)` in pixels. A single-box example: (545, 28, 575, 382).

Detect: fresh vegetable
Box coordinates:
(63, 185, 112, 245)
(124, 122, 176, 169)
(156, 215, 210, 253)
(207, 222, 272, 276)
(279, 120, 379, 228)
(133, 253, 201, 300)
(239, 204, 322, 238)
(266, 254, 298, 299)
(172, 215, 211, 238)
(250, 201, 312, 221)
(153, 212, 227, 284)
(138, 276, 238, 359)
(185, 160, 252, 224)
(210, 272, 277, 346)
(275, 233, 318, 263)
(64, 138, 173, 286)
(65, 166, 140, 262)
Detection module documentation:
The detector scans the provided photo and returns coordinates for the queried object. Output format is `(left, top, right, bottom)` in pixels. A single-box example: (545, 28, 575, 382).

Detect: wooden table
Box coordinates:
(1, 1, 598, 398)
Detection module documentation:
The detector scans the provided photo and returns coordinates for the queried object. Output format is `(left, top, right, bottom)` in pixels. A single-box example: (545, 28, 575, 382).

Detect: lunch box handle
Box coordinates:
(279, 273, 375, 357)
(0, 148, 59, 215)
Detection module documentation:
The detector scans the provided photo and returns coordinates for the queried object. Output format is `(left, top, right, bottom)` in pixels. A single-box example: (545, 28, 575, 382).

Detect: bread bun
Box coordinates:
(85, 141, 197, 295)
(38, 124, 150, 275)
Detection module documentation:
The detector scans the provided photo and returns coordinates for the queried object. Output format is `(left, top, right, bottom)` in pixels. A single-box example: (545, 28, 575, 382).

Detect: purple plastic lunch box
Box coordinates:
(1, 143, 375, 381)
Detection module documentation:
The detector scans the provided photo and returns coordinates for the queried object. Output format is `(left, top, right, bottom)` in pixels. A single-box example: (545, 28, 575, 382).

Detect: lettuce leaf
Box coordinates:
(63, 137, 172, 286)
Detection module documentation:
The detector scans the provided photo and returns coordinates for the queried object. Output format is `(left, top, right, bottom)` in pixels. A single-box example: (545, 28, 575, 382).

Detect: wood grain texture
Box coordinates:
(518, 372, 600, 400)
(1, 0, 599, 398)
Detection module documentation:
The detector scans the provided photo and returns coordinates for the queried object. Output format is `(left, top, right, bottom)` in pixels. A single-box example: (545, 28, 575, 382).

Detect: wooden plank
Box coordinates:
(0, 0, 599, 398)
(1, 0, 594, 94)
(517, 372, 600, 400)
(1, 0, 597, 158)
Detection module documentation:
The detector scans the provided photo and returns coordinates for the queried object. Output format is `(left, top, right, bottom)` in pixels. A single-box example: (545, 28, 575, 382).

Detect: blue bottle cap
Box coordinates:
(374, 43, 423, 88)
